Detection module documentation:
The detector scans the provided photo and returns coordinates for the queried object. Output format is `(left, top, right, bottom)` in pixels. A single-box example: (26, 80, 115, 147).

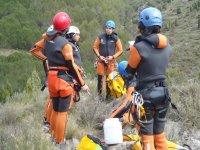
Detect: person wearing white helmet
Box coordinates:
(47, 25, 54, 32)
(66, 26, 82, 68)
(67, 26, 80, 34)
(65, 26, 85, 102)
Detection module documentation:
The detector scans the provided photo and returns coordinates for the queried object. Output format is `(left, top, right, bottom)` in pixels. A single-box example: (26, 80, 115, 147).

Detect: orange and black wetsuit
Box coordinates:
(66, 37, 85, 101)
(43, 33, 85, 144)
(30, 32, 54, 125)
(31, 31, 85, 144)
(93, 33, 123, 96)
(126, 33, 172, 149)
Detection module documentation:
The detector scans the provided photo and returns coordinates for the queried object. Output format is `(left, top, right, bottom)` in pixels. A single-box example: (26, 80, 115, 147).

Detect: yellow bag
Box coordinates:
(167, 140, 191, 150)
(77, 135, 107, 150)
(123, 134, 190, 150)
(106, 71, 126, 98)
(123, 134, 142, 150)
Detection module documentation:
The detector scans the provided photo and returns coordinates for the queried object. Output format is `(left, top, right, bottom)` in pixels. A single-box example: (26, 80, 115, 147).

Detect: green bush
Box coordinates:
(0, 52, 44, 103)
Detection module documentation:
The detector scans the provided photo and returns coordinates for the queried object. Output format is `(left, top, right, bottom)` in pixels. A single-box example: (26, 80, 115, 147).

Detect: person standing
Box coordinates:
(31, 12, 90, 146)
(126, 7, 172, 150)
(65, 25, 85, 101)
(66, 26, 84, 75)
(30, 25, 54, 131)
(93, 20, 123, 100)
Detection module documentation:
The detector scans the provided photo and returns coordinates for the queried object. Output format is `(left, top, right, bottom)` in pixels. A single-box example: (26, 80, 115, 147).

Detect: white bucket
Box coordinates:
(103, 118, 123, 145)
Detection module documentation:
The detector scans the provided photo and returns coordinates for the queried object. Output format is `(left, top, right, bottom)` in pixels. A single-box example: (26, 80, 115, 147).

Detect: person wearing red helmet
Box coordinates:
(30, 12, 90, 146)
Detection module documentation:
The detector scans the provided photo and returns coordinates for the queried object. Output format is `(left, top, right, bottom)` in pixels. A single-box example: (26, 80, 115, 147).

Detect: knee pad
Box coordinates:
(140, 118, 154, 135)
(153, 107, 168, 134)
(52, 96, 71, 112)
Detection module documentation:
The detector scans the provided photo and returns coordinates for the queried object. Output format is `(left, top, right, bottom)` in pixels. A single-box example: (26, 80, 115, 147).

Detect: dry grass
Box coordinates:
(0, 71, 200, 149)
(0, 48, 18, 56)
(168, 80, 200, 128)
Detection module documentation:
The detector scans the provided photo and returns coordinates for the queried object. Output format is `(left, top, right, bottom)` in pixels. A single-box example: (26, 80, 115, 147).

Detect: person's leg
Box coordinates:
(97, 62, 105, 98)
(139, 102, 155, 150)
(46, 96, 53, 124)
(50, 106, 58, 139)
(106, 62, 115, 98)
(53, 74, 73, 144)
(43, 96, 51, 132)
(54, 95, 72, 144)
(153, 107, 168, 150)
(47, 70, 73, 144)
(154, 132, 167, 150)
(97, 75, 104, 96)
(47, 71, 59, 139)
(141, 134, 155, 150)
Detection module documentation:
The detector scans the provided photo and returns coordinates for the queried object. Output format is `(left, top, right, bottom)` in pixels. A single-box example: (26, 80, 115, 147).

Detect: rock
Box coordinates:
(65, 138, 79, 150)
(107, 141, 136, 150)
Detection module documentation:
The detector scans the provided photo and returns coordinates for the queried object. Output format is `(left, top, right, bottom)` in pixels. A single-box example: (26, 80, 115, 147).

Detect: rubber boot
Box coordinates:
(141, 134, 155, 150)
(154, 132, 168, 150)
(55, 112, 68, 144)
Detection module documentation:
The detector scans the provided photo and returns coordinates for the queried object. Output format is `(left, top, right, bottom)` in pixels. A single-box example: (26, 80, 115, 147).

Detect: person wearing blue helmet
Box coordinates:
(117, 61, 137, 91)
(109, 61, 137, 125)
(126, 7, 172, 150)
(105, 20, 116, 29)
(118, 61, 128, 77)
(93, 20, 123, 100)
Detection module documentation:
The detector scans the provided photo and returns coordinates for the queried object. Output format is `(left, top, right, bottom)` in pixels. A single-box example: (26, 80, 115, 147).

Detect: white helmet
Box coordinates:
(67, 26, 80, 34)
(47, 25, 54, 32)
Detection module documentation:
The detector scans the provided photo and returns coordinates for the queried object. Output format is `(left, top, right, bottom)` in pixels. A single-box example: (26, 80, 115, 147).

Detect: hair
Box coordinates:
(65, 33, 75, 39)
(138, 22, 161, 35)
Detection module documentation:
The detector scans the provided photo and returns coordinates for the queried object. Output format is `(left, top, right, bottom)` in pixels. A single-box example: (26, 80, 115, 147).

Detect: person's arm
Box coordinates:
(113, 39, 123, 59)
(110, 93, 133, 118)
(30, 39, 46, 61)
(92, 37, 101, 58)
(62, 44, 85, 86)
(125, 46, 141, 75)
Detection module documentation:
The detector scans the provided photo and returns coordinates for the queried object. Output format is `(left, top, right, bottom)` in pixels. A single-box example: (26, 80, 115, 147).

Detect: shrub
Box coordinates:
(0, 51, 44, 103)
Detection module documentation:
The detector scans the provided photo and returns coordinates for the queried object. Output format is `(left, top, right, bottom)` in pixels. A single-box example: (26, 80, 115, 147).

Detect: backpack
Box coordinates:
(106, 71, 126, 98)
(77, 134, 107, 150)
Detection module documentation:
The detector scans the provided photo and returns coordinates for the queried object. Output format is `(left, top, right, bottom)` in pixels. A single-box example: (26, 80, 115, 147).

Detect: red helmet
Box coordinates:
(53, 12, 71, 31)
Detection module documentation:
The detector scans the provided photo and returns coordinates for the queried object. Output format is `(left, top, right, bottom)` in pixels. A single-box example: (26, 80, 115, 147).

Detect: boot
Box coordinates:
(141, 134, 155, 150)
(55, 112, 68, 144)
(154, 132, 168, 150)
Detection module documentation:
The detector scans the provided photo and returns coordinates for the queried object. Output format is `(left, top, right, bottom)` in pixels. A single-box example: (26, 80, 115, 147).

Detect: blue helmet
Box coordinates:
(118, 61, 128, 77)
(139, 7, 162, 27)
(105, 20, 116, 29)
